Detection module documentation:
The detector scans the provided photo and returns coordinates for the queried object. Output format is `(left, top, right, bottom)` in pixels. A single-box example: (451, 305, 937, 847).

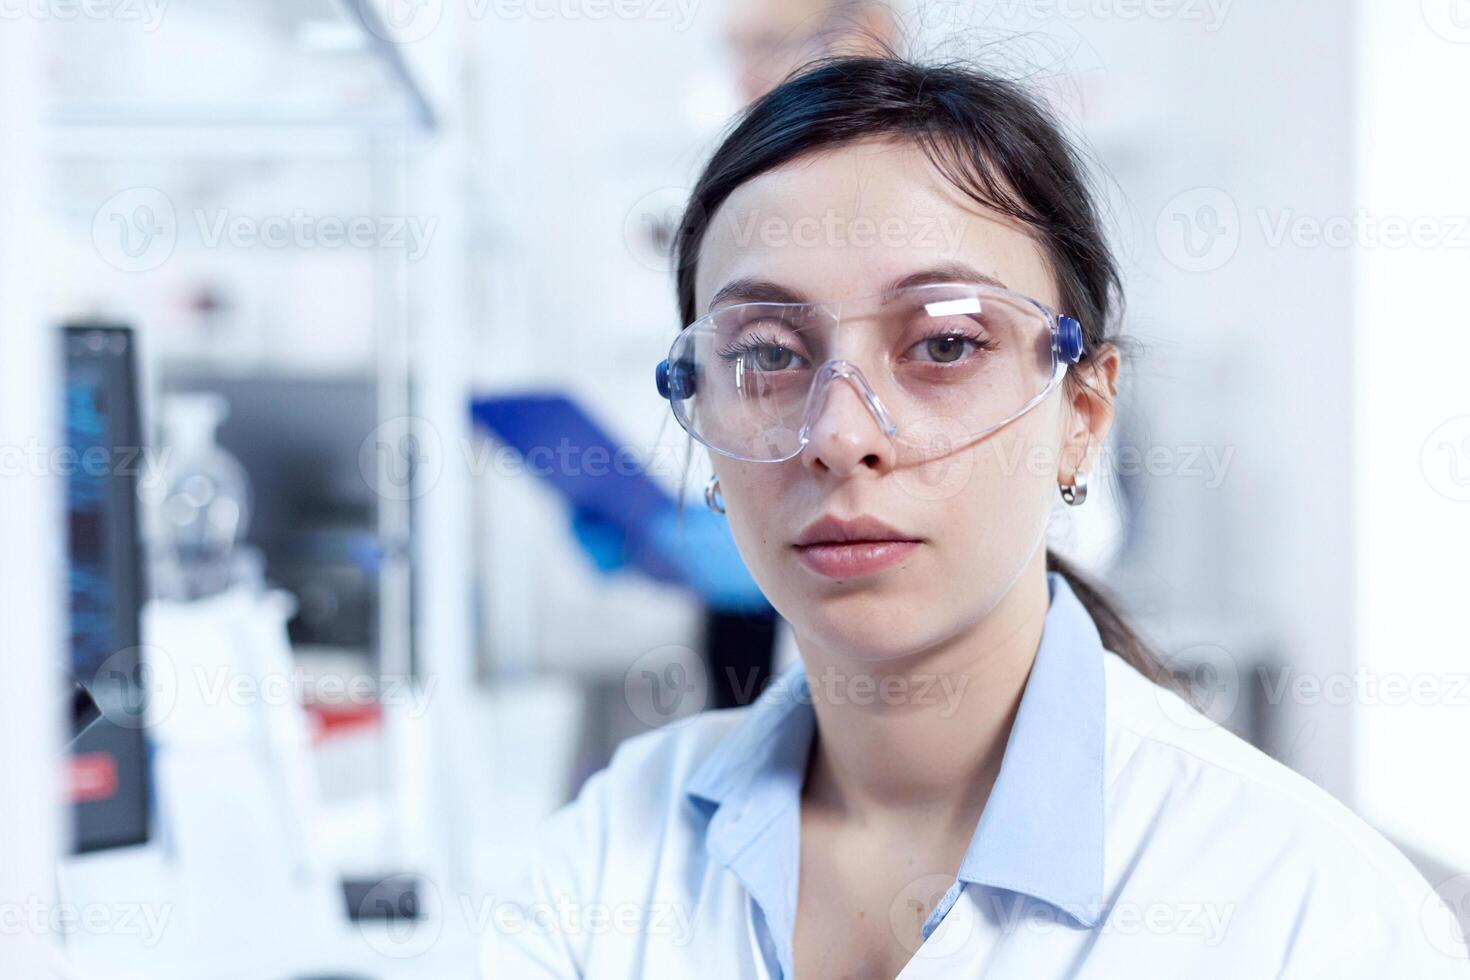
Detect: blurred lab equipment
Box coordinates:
(165, 375, 382, 658)
(61, 671, 102, 746)
(56, 325, 459, 978)
(152, 392, 255, 601)
(22, 1, 485, 974)
(62, 324, 151, 855)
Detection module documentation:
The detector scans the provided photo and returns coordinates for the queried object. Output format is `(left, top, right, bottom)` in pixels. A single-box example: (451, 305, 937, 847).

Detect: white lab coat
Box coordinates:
(484, 577, 1469, 979)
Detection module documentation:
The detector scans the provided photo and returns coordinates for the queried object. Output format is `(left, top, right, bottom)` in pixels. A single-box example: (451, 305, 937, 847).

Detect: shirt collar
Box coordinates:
(954, 570, 1106, 927)
(684, 570, 1107, 930)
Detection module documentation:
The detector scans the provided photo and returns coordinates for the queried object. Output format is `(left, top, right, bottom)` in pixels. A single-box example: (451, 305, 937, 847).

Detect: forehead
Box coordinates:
(693, 139, 1057, 312)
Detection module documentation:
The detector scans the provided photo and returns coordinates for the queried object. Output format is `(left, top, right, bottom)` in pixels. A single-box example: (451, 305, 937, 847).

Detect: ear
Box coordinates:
(1061, 342, 1121, 483)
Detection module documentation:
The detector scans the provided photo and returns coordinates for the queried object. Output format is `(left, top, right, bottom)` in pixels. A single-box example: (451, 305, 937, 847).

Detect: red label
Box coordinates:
(66, 752, 118, 803)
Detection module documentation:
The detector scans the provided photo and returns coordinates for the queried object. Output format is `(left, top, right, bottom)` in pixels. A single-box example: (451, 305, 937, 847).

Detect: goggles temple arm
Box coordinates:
(1057, 314, 1086, 364)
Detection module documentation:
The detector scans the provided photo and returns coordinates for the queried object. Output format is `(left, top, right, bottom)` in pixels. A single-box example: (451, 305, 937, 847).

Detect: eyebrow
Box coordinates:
(706, 261, 1011, 311)
(884, 262, 1010, 298)
(708, 278, 809, 309)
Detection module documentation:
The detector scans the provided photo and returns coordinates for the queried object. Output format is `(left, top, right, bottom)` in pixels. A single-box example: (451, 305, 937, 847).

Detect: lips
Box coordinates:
(794, 514, 914, 546)
(792, 514, 921, 579)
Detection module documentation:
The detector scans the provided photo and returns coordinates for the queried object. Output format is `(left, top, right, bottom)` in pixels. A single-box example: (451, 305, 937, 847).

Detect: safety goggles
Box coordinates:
(655, 281, 1085, 463)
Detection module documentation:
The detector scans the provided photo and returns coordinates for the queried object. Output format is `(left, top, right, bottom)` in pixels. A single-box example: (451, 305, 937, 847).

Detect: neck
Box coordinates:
(797, 553, 1051, 836)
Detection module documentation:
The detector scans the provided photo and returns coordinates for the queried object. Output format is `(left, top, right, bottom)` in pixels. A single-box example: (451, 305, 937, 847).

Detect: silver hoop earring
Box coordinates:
(704, 474, 726, 514)
(1060, 471, 1088, 507)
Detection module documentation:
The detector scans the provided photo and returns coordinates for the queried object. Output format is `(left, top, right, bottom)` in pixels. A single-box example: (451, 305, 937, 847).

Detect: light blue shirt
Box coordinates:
(683, 571, 1104, 978)
(486, 572, 1470, 978)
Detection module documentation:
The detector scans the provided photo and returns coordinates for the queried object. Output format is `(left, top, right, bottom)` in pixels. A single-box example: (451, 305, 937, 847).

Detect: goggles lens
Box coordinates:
(659, 282, 1079, 462)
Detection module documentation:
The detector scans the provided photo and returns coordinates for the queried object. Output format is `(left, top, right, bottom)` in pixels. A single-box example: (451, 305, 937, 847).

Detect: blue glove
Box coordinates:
(569, 507, 630, 574)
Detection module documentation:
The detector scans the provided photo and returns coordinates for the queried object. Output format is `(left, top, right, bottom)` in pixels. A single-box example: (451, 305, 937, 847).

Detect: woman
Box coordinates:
(487, 57, 1467, 978)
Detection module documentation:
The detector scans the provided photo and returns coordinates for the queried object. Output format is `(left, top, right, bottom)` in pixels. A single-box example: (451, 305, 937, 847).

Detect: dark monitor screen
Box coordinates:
(63, 324, 150, 853)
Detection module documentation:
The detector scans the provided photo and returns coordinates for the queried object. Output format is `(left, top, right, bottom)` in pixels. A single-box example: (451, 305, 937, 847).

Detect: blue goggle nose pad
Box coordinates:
(655, 357, 695, 401)
(1057, 315, 1085, 364)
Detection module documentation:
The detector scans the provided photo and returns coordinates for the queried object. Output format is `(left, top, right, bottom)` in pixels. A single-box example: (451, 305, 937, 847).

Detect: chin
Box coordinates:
(783, 587, 950, 665)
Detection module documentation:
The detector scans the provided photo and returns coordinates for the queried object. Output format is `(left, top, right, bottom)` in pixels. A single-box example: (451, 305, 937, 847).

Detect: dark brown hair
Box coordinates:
(673, 55, 1169, 685)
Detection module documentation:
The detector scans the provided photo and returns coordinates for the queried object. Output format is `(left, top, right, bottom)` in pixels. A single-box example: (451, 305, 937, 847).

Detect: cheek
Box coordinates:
(928, 414, 1062, 585)
(956, 445, 1054, 551)
(710, 459, 824, 627)
(711, 460, 787, 565)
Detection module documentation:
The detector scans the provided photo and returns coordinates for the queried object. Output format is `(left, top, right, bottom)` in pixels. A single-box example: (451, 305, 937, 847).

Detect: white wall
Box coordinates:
(0, 11, 64, 975)
(1355, 0, 1470, 873)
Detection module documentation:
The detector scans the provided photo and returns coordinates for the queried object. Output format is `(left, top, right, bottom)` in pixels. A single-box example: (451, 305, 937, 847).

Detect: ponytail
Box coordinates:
(1045, 550, 1176, 690)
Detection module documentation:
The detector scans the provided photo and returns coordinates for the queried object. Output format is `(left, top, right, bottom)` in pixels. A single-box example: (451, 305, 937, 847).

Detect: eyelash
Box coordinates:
(715, 325, 997, 364)
(715, 331, 800, 363)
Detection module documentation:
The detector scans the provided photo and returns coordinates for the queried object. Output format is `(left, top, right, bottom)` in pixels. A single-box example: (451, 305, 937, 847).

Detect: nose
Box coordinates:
(799, 368, 898, 477)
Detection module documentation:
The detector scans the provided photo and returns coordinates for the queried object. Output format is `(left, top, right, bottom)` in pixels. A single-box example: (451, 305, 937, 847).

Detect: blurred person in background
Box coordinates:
(726, 0, 899, 102)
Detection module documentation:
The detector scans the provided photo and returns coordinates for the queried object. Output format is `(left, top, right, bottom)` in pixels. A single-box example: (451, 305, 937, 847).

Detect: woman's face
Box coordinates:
(693, 138, 1115, 664)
